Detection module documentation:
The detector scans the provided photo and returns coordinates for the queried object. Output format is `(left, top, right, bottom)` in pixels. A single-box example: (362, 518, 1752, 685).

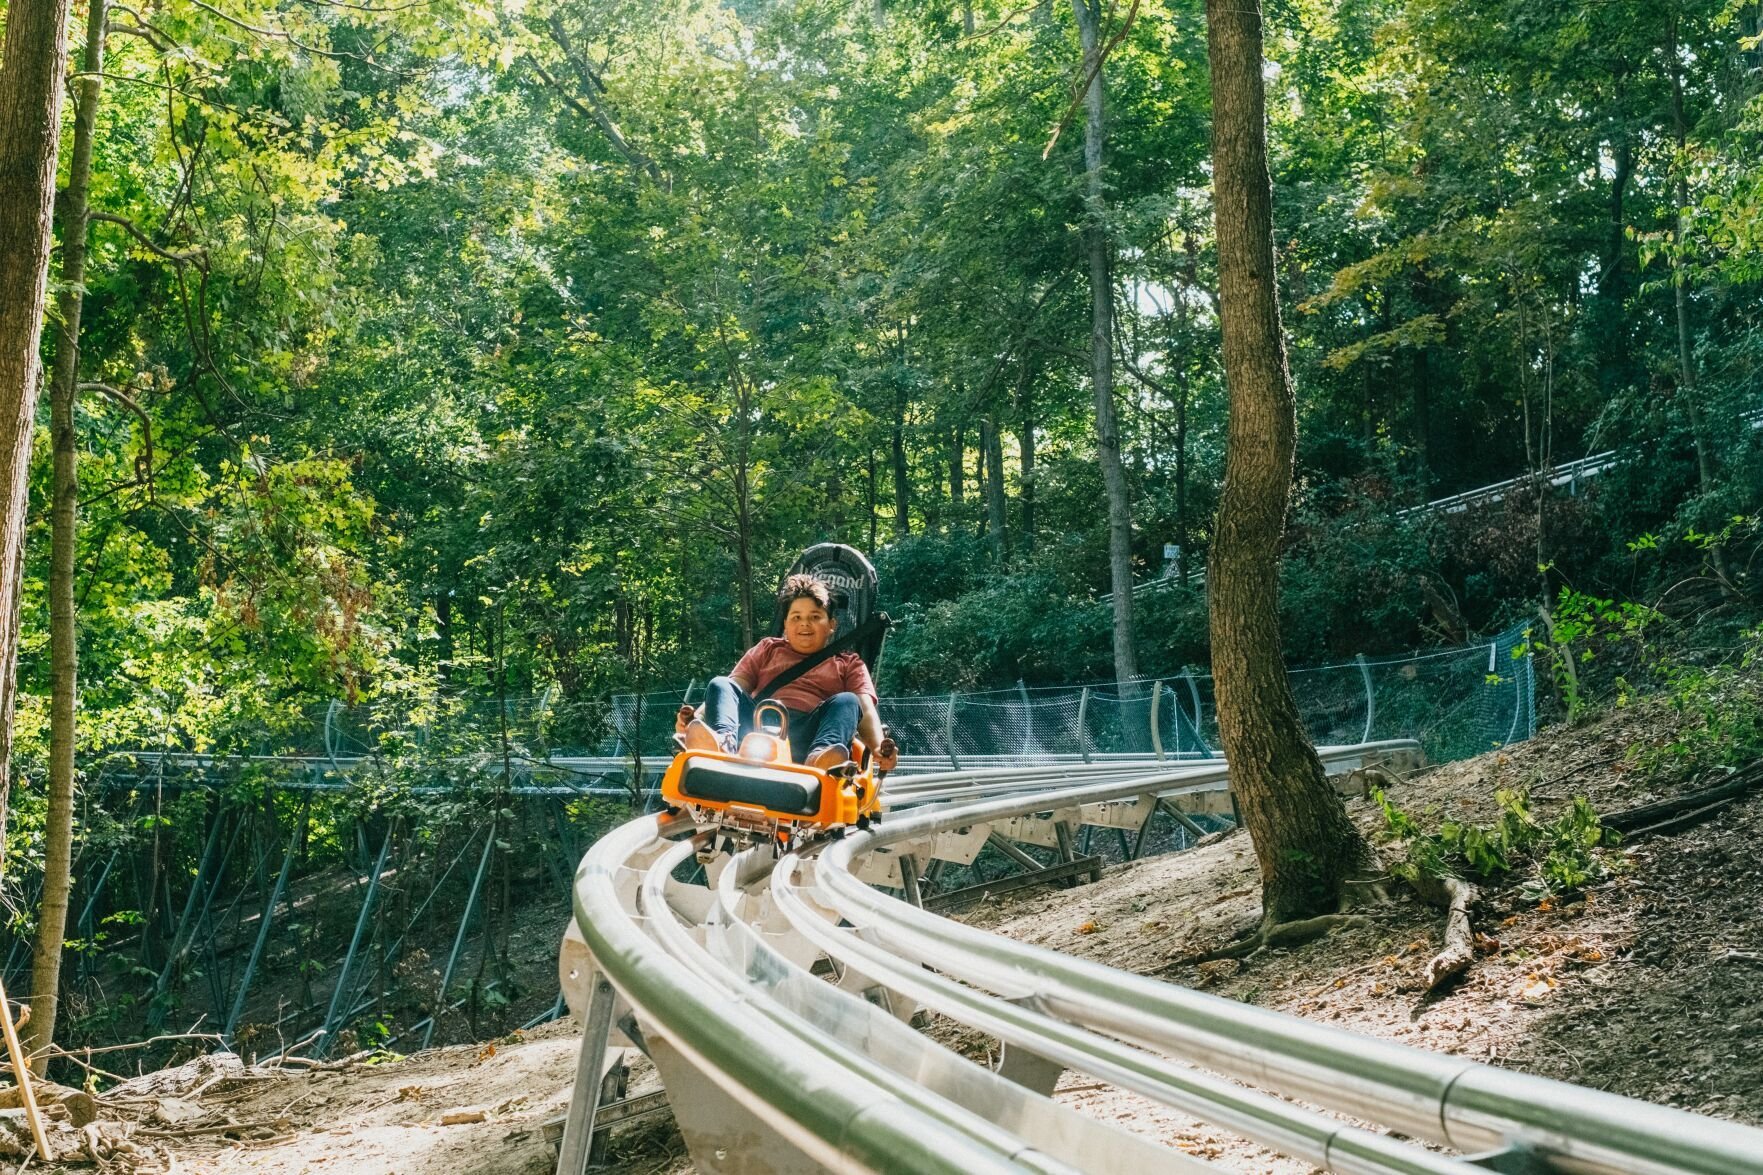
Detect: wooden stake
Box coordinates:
(0, 978, 51, 1159)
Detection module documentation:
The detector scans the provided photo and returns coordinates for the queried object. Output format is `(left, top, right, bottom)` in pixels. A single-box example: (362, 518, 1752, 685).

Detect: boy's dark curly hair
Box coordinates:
(777, 573, 832, 612)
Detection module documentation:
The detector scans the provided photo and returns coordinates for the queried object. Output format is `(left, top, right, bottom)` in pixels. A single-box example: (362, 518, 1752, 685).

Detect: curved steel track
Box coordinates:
(555, 747, 1763, 1175)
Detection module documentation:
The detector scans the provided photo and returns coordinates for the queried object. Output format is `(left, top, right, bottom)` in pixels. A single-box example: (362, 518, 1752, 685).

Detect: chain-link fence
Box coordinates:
(93, 624, 1531, 792)
(605, 621, 1535, 769)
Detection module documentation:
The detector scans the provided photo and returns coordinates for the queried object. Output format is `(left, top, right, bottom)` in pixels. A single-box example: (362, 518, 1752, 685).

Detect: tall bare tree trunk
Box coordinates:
(1667, 12, 1733, 593)
(0, 0, 75, 849)
(948, 418, 965, 513)
(25, 0, 108, 1073)
(1073, 0, 1138, 685)
(1016, 363, 1037, 554)
(982, 415, 1007, 559)
(1205, 0, 1371, 924)
(892, 380, 910, 537)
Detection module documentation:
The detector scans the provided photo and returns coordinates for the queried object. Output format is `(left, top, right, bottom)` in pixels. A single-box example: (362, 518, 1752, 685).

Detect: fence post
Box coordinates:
(1356, 653, 1376, 744)
(944, 692, 960, 770)
(1017, 678, 1033, 757)
(1149, 680, 1164, 761)
(1182, 668, 1207, 755)
(1076, 687, 1092, 764)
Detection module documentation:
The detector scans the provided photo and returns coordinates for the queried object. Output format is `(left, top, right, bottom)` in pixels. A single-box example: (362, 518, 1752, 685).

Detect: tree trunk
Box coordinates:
(0, 0, 75, 843)
(982, 415, 1008, 559)
(892, 379, 910, 537)
(1017, 365, 1037, 554)
(1667, 15, 1733, 592)
(948, 419, 965, 512)
(1073, 0, 1138, 685)
(26, 0, 106, 1072)
(866, 448, 878, 553)
(1174, 365, 1191, 585)
(1204, 0, 1372, 925)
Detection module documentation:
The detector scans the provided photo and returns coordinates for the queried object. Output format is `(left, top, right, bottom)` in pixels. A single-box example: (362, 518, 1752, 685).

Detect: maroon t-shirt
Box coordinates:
(731, 637, 877, 713)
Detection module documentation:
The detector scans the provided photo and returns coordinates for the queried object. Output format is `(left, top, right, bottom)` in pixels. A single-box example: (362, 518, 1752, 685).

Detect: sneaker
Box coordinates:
(806, 744, 855, 774)
(685, 719, 729, 753)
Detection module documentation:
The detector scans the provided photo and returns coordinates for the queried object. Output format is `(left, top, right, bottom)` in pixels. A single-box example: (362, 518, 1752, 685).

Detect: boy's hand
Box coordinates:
(675, 703, 697, 730)
(875, 736, 899, 773)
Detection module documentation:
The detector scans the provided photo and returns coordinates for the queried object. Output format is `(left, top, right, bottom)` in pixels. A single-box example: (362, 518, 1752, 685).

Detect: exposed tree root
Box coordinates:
(1177, 912, 1373, 965)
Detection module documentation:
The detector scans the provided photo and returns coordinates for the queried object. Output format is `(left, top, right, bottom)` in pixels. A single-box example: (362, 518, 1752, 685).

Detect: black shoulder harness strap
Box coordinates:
(751, 614, 890, 705)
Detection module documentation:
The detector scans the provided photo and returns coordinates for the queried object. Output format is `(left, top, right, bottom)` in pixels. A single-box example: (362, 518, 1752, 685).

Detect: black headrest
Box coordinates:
(770, 544, 887, 669)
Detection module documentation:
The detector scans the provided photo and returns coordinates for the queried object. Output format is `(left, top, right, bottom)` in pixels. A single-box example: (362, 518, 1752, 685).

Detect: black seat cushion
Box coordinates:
(679, 759, 823, 816)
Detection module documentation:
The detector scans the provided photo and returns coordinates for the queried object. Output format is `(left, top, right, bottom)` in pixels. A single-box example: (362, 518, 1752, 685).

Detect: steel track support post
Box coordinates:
(555, 975, 616, 1175)
(422, 824, 497, 1050)
(1130, 797, 1159, 859)
(1357, 652, 1376, 743)
(1075, 687, 1092, 764)
(1053, 819, 1075, 863)
(1149, 680, 1164, 760)
(898, 854, 924, 908)
(318, 816, 398, 1057)
(224, 798, 310, 1048)
(148, 805, 228, 1027)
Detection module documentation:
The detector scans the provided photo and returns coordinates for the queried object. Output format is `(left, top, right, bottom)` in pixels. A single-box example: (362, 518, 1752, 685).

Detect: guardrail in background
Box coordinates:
(554, 745, 1763, 1175)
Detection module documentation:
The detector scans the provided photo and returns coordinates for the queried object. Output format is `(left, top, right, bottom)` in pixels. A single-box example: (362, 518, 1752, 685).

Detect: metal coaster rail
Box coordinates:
(554, 745, 1763, 1174)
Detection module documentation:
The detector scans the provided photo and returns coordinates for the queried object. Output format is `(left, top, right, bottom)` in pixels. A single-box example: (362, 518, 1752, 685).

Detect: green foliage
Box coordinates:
(1370, 785, 1625, 899)
(1632, 627, 1763, 779)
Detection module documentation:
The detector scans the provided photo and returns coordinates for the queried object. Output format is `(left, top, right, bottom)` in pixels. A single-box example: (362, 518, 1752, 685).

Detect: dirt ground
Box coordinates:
(20, 696, 1762, 1173)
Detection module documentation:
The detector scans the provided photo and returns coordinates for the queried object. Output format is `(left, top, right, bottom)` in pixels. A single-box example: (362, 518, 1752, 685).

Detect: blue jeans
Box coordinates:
(702, 675, 860, 762)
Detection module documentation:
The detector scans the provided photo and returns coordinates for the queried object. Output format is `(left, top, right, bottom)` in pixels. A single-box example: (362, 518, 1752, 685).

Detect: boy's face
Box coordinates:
(784, 597, 837, 655)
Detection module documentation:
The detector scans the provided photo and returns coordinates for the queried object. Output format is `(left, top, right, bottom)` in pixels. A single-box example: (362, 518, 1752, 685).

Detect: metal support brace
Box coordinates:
(1357, 652, 1376, 743)
(943, 694, 960, 769)
(1157, 798, 1208, 841)
(319, 818, 397, 1056)
(899, 854, 924, 908)
(986, 833, 1046, 874)
(422, 823, 498, 1050)
(555, 976, 616, 1175)
(1149, 681, 1164, 760)
(224, 798, 310, 1046)
(1075, 687, 1092, 764)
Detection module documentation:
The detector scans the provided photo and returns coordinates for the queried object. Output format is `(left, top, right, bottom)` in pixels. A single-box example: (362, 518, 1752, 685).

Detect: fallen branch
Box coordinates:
(1604, 761, 1763, 839)
(1423, 876, 1478, 990)
(136, 1117, 284, 1139)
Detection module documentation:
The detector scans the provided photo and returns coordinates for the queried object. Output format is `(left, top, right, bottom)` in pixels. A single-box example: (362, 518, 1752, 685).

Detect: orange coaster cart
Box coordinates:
(661, 543, 893, 855)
